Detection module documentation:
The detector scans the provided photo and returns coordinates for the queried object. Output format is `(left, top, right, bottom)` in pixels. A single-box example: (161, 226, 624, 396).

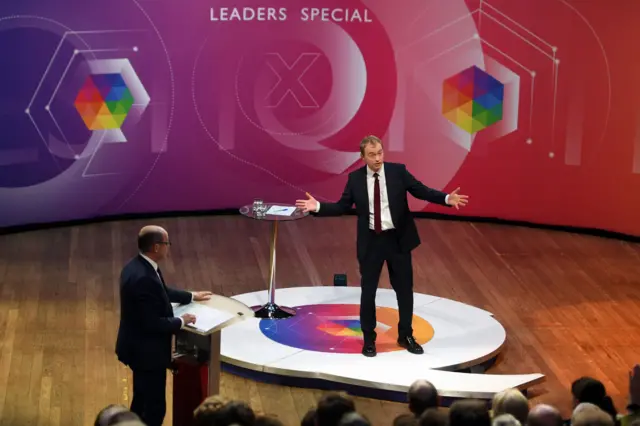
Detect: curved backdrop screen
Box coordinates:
(1, 0, 639, 235)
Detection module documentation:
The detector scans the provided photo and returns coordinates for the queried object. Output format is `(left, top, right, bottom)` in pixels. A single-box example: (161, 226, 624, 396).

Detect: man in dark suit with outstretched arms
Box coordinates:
(296, 136, 468, 357)
(115, 225, 214, 426)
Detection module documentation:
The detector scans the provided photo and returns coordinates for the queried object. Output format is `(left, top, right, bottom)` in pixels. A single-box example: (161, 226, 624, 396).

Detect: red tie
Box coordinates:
(374, 173, 381, 233)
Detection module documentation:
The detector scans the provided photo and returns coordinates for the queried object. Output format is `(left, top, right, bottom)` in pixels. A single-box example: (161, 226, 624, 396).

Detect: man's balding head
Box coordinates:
(527, 404, 563, 426)
(94, 405, 140, 426)
(137, 225, 170, 261)
(139, 225, 166, 238)
(408, 380, 438, 416)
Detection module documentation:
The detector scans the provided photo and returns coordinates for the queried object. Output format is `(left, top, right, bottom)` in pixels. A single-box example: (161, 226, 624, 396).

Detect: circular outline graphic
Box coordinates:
(222, 287, 507, 371)
(0, 8, 175, 216)
(115, 0, 176, 210)
(191, 37, 327, 199)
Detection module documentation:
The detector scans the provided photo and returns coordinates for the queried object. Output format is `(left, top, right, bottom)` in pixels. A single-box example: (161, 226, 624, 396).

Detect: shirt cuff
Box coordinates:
(179, 317, 185, 328)
(445, 194, 450, 205)
(315, 202, 321, 212)
(190, 292, 194, 302)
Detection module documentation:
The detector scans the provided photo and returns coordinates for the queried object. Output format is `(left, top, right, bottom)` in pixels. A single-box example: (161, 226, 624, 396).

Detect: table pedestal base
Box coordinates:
(240, 204, 308, 320)
(252, 302, 296, 319)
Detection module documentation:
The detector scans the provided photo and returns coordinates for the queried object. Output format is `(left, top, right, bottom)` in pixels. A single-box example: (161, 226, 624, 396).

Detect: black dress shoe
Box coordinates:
(397, 336, 424, 354)
(362, 343, 377, 357)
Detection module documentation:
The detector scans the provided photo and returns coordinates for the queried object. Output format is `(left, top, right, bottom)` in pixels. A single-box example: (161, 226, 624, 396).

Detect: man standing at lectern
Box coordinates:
(296, 136, 468, 357)
(116, 225, 213, 426)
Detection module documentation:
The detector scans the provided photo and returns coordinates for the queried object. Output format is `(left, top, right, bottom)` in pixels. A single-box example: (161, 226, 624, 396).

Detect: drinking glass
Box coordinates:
(253, 198, 263, 213)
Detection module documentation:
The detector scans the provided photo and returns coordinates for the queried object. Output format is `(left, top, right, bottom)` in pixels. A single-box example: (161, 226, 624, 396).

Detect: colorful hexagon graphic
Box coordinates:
(442, 65, 504, 134)
(74, 73, 134, 131)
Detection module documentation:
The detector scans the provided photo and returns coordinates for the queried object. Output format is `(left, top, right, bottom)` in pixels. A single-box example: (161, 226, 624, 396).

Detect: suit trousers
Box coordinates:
(130, 367, 167, 426)
(359, 229, 414, 344)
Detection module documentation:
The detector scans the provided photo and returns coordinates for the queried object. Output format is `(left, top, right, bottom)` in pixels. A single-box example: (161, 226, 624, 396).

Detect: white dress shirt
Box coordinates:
(140, 253, 192, 328)
(314, 164, 450, 226)
(140, 253, 162, 280)
(366, 165, 395, 230)
(315, 164, 394, 230)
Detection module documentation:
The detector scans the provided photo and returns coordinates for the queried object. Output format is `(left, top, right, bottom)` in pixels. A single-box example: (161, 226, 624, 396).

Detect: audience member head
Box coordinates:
(527, 404, 563, 426)
(107, 411, 141, 425)
(94, 404, 140, 426)
(418, 407, 448, 426)
(393, 413, 418, 426)
(254, 415, 284, 426)
(449, 400, 491, 426)
(338, 412, 371, 426)
(572, 402, 602, 424)
(572, 406, 614, 426)
(571, 377, 617, 421)
(492, 413, 521, 426)
(109, 421, 146, 426)
(408, 380, 439, 416)
(491, 388, 529, 424)
(573, 403, 600, 413)
(193, 395, 255, 426)
(138, 225, 170, 262)
(301, 408, 316, 426)
(316, 393, 356, 426)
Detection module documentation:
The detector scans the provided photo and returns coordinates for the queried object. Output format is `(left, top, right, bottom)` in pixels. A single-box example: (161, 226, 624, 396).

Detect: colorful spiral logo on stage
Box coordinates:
(259, 304, 435, 354)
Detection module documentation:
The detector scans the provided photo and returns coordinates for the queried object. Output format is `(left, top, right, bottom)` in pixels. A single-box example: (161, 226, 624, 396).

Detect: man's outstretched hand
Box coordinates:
(295, 192, 318, 213)
(447, 187, 469, 210)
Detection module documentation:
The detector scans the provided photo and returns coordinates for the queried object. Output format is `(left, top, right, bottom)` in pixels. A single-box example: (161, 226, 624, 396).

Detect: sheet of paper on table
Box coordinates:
(173, 302, 236, 333)
(265, 205, 296, 216)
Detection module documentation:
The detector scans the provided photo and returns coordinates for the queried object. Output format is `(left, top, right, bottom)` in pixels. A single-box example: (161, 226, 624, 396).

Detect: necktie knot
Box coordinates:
(373, 173, 379, 179)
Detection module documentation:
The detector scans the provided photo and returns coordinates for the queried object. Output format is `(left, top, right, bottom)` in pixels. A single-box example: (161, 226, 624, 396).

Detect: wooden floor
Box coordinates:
(1, 215, 639, 426)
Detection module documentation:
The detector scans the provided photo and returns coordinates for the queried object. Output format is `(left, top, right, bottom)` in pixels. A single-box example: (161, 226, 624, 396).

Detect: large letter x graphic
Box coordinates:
(264, 52, 321, 108)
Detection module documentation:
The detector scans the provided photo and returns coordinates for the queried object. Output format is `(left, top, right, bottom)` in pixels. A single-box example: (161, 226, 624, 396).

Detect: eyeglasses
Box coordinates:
(158, 241, 171, 246)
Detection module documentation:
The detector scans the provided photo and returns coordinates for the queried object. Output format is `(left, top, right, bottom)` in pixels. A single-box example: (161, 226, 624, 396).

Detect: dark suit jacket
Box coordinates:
(314, 162, 450, 262)
(115, 255, 192, 370)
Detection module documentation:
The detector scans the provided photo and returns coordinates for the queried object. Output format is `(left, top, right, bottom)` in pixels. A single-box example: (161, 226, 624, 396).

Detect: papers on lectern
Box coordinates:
(173, 303, 236, 333)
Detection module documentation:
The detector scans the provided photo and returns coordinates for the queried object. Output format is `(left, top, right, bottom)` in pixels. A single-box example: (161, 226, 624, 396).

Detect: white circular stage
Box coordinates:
(221, 287, 544, 399)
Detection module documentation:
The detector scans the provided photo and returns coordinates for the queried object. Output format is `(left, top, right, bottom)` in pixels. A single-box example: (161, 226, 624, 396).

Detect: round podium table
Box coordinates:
(239, 203, 309, 319)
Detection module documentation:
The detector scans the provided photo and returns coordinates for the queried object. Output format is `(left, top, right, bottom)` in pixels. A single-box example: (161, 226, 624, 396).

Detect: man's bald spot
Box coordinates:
(527, 404, 563, 426)
(95, 404, 128, 426)
(409, 379, 435, 393)
(139, 225, 167, 237)
(573, 403, 601, 416)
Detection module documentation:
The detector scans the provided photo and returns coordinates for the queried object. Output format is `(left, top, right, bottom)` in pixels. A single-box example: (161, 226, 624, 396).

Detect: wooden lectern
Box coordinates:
(172, 295, 252, 426)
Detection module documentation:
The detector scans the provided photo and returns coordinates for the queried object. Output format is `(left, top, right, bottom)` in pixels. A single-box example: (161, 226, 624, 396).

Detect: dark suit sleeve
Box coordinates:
(313, 176, 354, 216)
(166, 287, 192, 305)
(132, 277, 183, 334)
(402, 165, 450, 206)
